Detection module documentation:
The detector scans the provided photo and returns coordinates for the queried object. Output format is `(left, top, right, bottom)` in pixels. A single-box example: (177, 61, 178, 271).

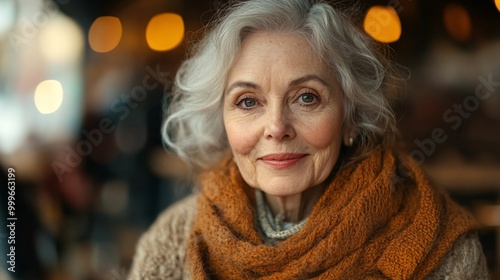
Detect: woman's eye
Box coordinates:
(297, 93, 318, 105)
(237, 97, 258, 109)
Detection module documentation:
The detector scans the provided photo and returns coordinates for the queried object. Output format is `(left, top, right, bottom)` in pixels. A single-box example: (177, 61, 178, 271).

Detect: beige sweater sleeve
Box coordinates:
(128, 194, 198, 280)
(427, 232, 489, 280)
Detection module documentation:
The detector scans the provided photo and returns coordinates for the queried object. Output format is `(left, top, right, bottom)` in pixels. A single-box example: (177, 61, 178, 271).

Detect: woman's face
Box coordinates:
(223, 31, 346, 196)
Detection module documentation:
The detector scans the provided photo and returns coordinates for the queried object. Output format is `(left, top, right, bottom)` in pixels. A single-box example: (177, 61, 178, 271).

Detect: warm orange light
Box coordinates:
(443, 4, 471, 42)
(88, 16, 122, 53)
(146, 13, 184, 51)
(495, 0, 500, 12)
(363, 6, 401, 43)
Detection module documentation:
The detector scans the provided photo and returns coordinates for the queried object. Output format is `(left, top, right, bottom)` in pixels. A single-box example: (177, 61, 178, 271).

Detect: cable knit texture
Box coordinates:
(129, 148, 489, 279)
(128, 195, 196, 279)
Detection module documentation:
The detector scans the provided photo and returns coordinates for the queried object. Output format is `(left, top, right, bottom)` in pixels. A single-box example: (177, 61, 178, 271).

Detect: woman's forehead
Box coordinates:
(227, 32, 331, 83)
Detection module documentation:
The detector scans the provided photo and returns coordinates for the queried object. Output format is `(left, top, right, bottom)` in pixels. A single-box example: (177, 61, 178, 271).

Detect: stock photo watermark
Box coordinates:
(5, 168, 17, 273)
(397, 74, 500, 179)
(8, 0, 70, 51)
(51, 64, 169, 182)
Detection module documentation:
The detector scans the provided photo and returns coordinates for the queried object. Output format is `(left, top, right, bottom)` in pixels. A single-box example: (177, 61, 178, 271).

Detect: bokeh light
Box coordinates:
(363, 6, 402, 43)
(39, 14, 84, 65)
(0, 0, 16, 35)
(0, 99, 27, 154)
(34, 80, 64, 114)
(88, 16, 122, 53)
(146, 13, 184, 51)
(443, 4, 472, 42)
(496, 0, 500, 12)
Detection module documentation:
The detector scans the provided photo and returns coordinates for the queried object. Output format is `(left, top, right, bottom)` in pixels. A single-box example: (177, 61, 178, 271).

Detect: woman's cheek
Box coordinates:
(300, 114, 343, 148)
(225, 116, 261, 156)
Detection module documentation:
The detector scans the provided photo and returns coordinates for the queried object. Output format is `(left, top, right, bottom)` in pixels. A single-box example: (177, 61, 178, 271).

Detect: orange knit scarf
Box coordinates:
(187, 148, 478, 279)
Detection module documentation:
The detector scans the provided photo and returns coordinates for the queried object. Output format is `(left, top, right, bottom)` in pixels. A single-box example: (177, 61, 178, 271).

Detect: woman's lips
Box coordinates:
(259, 153, 308, 169)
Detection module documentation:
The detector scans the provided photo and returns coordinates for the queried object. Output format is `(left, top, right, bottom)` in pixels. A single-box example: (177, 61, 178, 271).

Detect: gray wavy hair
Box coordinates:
(162, 0, 402, 168)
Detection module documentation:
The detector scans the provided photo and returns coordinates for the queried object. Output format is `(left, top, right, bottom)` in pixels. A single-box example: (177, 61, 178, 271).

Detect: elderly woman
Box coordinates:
(129, 0, 488, 279)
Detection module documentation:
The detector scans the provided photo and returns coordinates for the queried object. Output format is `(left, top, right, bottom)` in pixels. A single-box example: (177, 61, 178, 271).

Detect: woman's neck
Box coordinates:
(264, 185, 325, 223)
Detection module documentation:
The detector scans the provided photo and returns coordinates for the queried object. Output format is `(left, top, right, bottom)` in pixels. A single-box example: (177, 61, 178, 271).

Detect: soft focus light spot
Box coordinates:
(149, 148, 188, 180)
(39, 14, 84, 64)
(0, 0, 16, 35)
(0, 99, 28, 154)
(443, 4, 471, 42)
(496, 0, 500, 12)
(475, 204, 500, 227)
(34, 80, 64, 114)
(363, 6, 401, 43)
(89, 16, 122, 53)
(146, 13, 184, 51)
(100, 181, 128, 216)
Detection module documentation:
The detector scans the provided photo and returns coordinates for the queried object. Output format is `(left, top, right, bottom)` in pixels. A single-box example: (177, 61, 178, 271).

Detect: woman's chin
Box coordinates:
(257, 184, 307, 197)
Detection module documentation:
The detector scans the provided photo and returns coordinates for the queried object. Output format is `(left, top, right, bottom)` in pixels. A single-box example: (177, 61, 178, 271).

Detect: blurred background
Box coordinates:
(0, 0, 499, 279)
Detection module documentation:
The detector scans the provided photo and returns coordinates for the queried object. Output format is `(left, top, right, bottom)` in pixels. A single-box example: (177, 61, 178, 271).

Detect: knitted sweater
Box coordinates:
(129, 194, 489, 280)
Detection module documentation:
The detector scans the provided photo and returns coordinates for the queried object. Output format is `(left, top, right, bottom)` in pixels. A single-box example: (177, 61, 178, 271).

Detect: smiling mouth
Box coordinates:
(259, 153, 308, 169)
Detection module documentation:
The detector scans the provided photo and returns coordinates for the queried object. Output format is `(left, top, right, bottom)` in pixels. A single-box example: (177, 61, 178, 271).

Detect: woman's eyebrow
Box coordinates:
(225, 81, 261, 95)
(225, 74, 330, 95)
(289, 75, 330, 88)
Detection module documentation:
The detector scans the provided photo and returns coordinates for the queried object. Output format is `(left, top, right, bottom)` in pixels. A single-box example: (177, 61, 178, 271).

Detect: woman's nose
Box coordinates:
(264, 106, 296, 141)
